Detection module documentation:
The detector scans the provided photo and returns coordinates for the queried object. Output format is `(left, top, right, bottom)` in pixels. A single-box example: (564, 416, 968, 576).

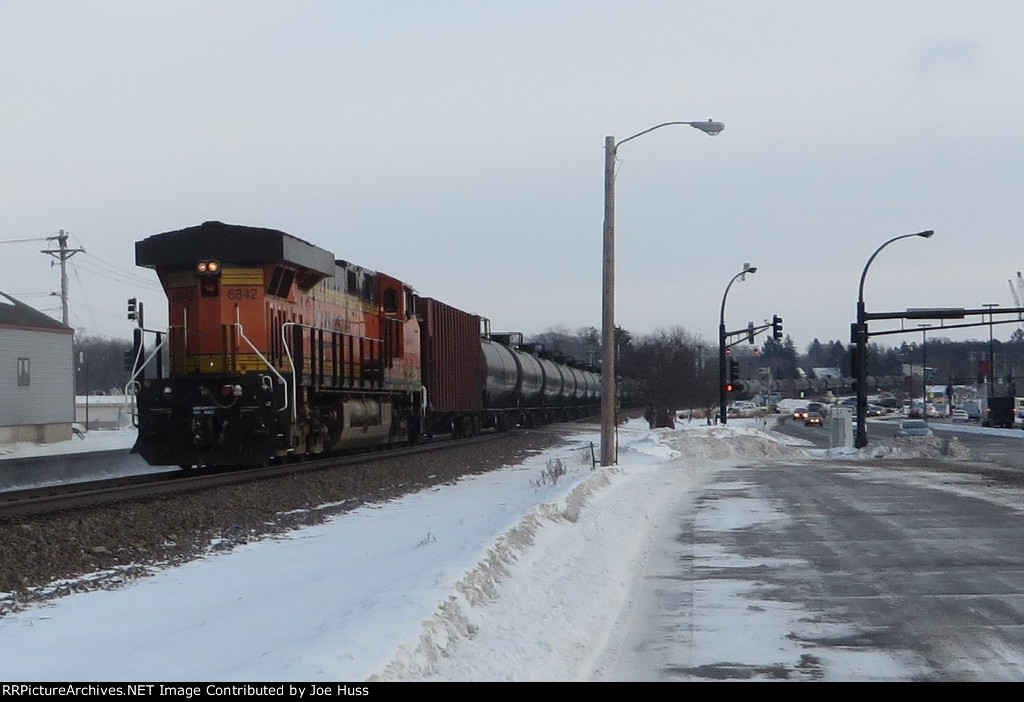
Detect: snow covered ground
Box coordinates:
(0, 427, 137, 461)
(0, 416, 1013, 681)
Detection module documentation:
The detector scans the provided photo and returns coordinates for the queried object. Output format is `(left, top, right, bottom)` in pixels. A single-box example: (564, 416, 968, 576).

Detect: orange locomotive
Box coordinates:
(133, 221, 423, 467)
(130, 221, 600, 468)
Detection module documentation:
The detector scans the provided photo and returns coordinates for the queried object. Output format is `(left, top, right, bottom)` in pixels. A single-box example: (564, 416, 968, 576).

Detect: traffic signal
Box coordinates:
(772, 314, 783, 340)
(725, 359, 744, 393)
(127, 298, 144, 328)
(125, 328, 143, 373)
(747, 321, 755, 344)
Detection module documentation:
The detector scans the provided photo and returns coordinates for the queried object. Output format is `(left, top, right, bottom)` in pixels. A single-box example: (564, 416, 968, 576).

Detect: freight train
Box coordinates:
(128, 221, 600, 468)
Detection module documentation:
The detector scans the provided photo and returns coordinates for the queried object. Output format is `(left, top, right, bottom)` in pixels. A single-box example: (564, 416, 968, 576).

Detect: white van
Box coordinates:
(1016, 397, 1024, 419)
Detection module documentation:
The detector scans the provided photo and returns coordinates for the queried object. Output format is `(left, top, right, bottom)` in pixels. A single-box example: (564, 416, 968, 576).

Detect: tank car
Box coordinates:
(129, 221, 600, 468)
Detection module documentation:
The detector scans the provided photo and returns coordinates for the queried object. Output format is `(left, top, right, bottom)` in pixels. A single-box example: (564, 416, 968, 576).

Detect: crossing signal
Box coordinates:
(772, 314, 783, 340)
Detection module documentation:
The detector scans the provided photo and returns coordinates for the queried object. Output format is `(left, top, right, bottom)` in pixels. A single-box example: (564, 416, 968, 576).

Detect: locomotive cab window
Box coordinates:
(267, 266, 295, 298)
(383, 288, 399, 314)
(363, 274, 376, 302)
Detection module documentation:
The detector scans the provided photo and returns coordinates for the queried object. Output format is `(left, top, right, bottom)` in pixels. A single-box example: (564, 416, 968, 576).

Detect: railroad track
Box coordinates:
(0, 431, 523, 520)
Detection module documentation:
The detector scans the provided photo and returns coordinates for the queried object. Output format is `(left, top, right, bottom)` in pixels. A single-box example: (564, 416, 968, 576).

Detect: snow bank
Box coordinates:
(369, 420, 808, 681)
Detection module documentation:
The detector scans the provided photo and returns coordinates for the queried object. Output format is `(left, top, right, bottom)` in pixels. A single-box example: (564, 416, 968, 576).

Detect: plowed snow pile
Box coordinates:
(663, 423, 806, 460)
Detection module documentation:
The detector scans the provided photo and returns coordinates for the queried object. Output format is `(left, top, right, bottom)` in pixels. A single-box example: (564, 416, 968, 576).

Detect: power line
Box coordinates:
(0, 237, 48, 244)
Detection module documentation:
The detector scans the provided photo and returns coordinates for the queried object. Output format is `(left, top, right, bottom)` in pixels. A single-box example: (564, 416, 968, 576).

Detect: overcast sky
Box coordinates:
(2, 1, 1022, 351)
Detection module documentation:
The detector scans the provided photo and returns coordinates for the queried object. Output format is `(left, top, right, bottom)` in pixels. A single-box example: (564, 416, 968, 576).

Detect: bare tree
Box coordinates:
(619, 327, 716, 425)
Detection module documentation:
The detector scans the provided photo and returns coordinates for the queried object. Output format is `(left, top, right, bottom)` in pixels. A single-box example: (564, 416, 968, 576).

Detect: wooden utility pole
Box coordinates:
(41, 230, 84, 327)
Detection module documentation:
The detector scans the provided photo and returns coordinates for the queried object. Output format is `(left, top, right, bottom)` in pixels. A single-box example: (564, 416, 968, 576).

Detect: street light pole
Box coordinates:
(719, 263, 757, 425)
(919, 324, 931, 414)
(983, 303, 999, 400)
(600, 120, 724, 466)
(855, 230, 934, 448)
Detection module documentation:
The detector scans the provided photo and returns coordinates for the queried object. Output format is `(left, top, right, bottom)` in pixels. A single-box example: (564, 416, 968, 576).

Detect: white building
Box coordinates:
(0, 291, 74, 444)
(75, 394, 134, 430)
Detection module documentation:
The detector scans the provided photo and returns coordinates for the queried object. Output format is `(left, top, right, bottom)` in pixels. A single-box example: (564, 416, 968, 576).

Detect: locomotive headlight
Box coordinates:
(198, 260, 221, 297)
(220, 385, 234, 397)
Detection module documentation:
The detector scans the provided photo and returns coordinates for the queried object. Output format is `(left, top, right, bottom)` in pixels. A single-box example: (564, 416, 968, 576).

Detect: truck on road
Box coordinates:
(986, 397, 1016, 429)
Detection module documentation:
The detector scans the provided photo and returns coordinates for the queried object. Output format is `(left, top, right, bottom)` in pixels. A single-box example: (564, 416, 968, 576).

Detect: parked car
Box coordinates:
(728, 401, 759, 418)
(804, 412, 823, 427)
(951, 409, 969, 422)
(876, 398, 901, 413)
(895, 419, 933, 437)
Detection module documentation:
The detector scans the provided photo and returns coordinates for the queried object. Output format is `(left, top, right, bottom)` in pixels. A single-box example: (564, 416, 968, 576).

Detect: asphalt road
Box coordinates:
(595, 417, 1024, 681)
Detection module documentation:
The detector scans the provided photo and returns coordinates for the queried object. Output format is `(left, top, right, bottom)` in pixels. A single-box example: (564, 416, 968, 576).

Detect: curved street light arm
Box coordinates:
(720, 269, 748, 326)
(858, 230, 934, 308)
(616, 120, 725, 151)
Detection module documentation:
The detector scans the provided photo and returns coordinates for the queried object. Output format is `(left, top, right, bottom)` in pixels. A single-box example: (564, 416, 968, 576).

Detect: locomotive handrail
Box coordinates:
(281, 322, 300, 422)
(122, 332, 169, 427)
(234, 307, 291, 418)
(281, 321, 386, 409)
(123, 331, 168, 390)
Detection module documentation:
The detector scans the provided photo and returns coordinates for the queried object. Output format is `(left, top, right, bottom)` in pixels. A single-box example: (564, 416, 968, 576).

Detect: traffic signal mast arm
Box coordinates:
(723, 316, 782, 349)
(861, 306, 1024, 338)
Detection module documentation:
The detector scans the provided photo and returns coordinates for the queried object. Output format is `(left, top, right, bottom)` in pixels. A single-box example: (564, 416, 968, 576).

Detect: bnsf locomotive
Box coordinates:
(129, 221, 600, 468)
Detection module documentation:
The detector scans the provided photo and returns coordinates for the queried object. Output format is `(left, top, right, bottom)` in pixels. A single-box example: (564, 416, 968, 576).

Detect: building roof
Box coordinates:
(0, 291, 72, 333)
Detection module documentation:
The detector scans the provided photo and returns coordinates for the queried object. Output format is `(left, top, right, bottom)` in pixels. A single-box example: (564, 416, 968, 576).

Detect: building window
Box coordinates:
(17, 357, 29, 386)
